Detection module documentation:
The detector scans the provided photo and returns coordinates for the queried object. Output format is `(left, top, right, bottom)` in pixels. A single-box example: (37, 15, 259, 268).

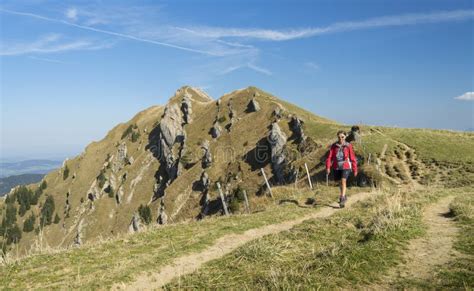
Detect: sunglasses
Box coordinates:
(338, 135, 346, 139)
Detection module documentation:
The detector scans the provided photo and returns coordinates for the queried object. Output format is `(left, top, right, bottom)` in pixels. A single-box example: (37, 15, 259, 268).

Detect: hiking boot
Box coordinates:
(339, 195, 347, 208)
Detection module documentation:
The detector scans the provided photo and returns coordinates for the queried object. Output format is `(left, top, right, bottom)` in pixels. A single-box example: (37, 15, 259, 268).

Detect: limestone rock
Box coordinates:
(201, 140, 212, 168)
(128, 213, 141, 233)
(112, 143, 128, 173)
(210, 121, 222, 139)
(247, 97, 260, 112)
(157, 200, 168, 225)
(268, 122, 287, 183)
(181, 93, 193, 124)
(289, 116, 306, 143)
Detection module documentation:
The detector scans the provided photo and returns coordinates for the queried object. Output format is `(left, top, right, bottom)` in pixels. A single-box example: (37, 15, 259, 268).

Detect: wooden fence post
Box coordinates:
(260, 168, 274, 198)
(294, 169, 299, 188)
(243, 190, 250, 214)
(304, 163, 313, 189)
(216, 182, 229, 216)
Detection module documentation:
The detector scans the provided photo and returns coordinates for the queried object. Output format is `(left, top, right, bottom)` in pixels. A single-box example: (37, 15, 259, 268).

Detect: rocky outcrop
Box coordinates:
(74, 219, 83, 246)
(201, 140, 212, 168)
(247, 97, 261, 112)
(268, 122, 287, 183)
(210, 121, 222, 139)
(272, 105, 284, 120)
(128, 213, 141, 233)
(346, 125, 361, 144)
(289, 116, 306, 143)
(157, 200, 168, 225)
(181, 93, 193, 125)
(159, 103, 185, 181)
(112, 143, 128, 173)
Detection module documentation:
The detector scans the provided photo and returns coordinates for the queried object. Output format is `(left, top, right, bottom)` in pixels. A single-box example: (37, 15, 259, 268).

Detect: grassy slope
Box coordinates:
(164, 187, 472, 289)
(0, 186, 362, 289)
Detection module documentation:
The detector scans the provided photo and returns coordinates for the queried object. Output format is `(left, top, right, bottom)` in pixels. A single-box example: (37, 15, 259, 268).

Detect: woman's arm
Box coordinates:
(325, 145, 333, 171)
(349, 144, 357, 175)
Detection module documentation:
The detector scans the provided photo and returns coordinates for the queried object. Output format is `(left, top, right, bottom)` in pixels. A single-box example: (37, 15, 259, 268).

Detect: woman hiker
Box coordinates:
(326, 130, 358, 208)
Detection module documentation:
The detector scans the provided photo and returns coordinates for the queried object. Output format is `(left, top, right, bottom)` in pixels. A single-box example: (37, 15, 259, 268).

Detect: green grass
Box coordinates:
(0, 198, 321, 289)
(164, 187, 470, 289)
(381, 127, 474, 164)
(393, 192, 474, 289)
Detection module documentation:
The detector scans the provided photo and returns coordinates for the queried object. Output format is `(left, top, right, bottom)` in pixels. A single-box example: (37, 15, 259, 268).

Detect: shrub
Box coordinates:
(16, 186, 34, 216)
(228, 199, 240, 213)
(138, 204, 152, 225)
(40, 196, 55, 227)
(217, 116, 227, 123)
(131, 131, 140, 143)
(63, 165, 70, 180)
(54, 213, 60, 224)
(5, 224, 22, 245)
(97, 170, 107, 189)
(23, 213, 36, 232)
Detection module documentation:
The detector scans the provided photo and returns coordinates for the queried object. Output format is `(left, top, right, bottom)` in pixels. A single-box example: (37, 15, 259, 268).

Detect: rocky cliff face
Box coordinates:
(1, 86, 338, 254)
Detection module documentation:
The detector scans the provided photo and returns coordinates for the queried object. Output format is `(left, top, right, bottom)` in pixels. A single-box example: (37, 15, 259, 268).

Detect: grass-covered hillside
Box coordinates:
(0, 86, 473, 289)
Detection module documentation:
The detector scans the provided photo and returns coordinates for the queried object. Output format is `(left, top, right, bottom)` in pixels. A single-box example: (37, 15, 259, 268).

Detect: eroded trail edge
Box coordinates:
(114, 191, 374, 290)
(389, 195, 459, 282)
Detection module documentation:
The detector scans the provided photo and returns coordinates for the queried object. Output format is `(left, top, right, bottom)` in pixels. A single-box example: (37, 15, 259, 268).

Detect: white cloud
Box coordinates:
(178, 9, 474, 41)
(454, 92, 474, 101)
(65, 7, 78, 21)
(305, 62, 320, 70)
(0, 8, 219, 56)
(28, 56, 73, 65)
(0, 34, 113, 56)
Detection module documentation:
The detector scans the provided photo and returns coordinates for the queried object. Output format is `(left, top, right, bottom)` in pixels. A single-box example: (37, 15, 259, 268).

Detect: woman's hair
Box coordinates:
(337, 130, 346, 137)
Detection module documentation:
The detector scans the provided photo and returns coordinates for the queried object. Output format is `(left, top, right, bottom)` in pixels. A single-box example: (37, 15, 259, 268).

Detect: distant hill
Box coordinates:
(0, 159, 61, 178)
(0, 173, 45, 196)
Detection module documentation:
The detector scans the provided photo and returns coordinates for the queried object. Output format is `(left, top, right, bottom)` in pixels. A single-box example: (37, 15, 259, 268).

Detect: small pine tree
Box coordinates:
(5, 224, 22, 245)
(23, 213, 36, 232)
(4, 204, 17, 226)
(138, 204, 152, 225)
(131, 131, 140, 143)
(53, 213, 60, 224)
(40, 196, 55, 227)
(63, 165, 70, 180)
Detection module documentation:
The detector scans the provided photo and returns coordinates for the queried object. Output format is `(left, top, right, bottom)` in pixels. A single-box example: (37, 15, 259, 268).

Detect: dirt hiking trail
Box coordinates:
(391, 195, 459, 280)
(113, 191, 374, 290)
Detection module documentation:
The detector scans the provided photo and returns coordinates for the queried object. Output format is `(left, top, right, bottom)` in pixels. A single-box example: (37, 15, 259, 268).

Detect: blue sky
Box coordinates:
(1, 0, 473, 161)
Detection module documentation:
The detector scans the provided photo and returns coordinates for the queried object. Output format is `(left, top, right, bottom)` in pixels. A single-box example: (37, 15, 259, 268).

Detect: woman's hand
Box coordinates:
(326, 168, 330, 175)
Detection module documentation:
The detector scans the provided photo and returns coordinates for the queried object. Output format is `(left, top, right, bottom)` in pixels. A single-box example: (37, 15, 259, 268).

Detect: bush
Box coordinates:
(122, 124, 139, 140)
(40, 196, 55, 227)
(63, 165, 70, 180)
(228, 199, 240, 213)
(40, 180, 47, 190)
(54, 213, 60, 224)
(138, 204, 152, 225)
(4, 204, 17, 227)
(23, 213, 36, 232)
(5, 224, 22, 245)
(97, 170, 107, 189)
(233, 186, 246, 202)
(105, 185, 115, 198)
(131, 131, 140, 143)
(217, 116, 227, 123)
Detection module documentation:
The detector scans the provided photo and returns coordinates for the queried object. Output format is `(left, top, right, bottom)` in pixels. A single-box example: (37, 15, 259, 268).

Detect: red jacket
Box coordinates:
(325, 142, 358, 173)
